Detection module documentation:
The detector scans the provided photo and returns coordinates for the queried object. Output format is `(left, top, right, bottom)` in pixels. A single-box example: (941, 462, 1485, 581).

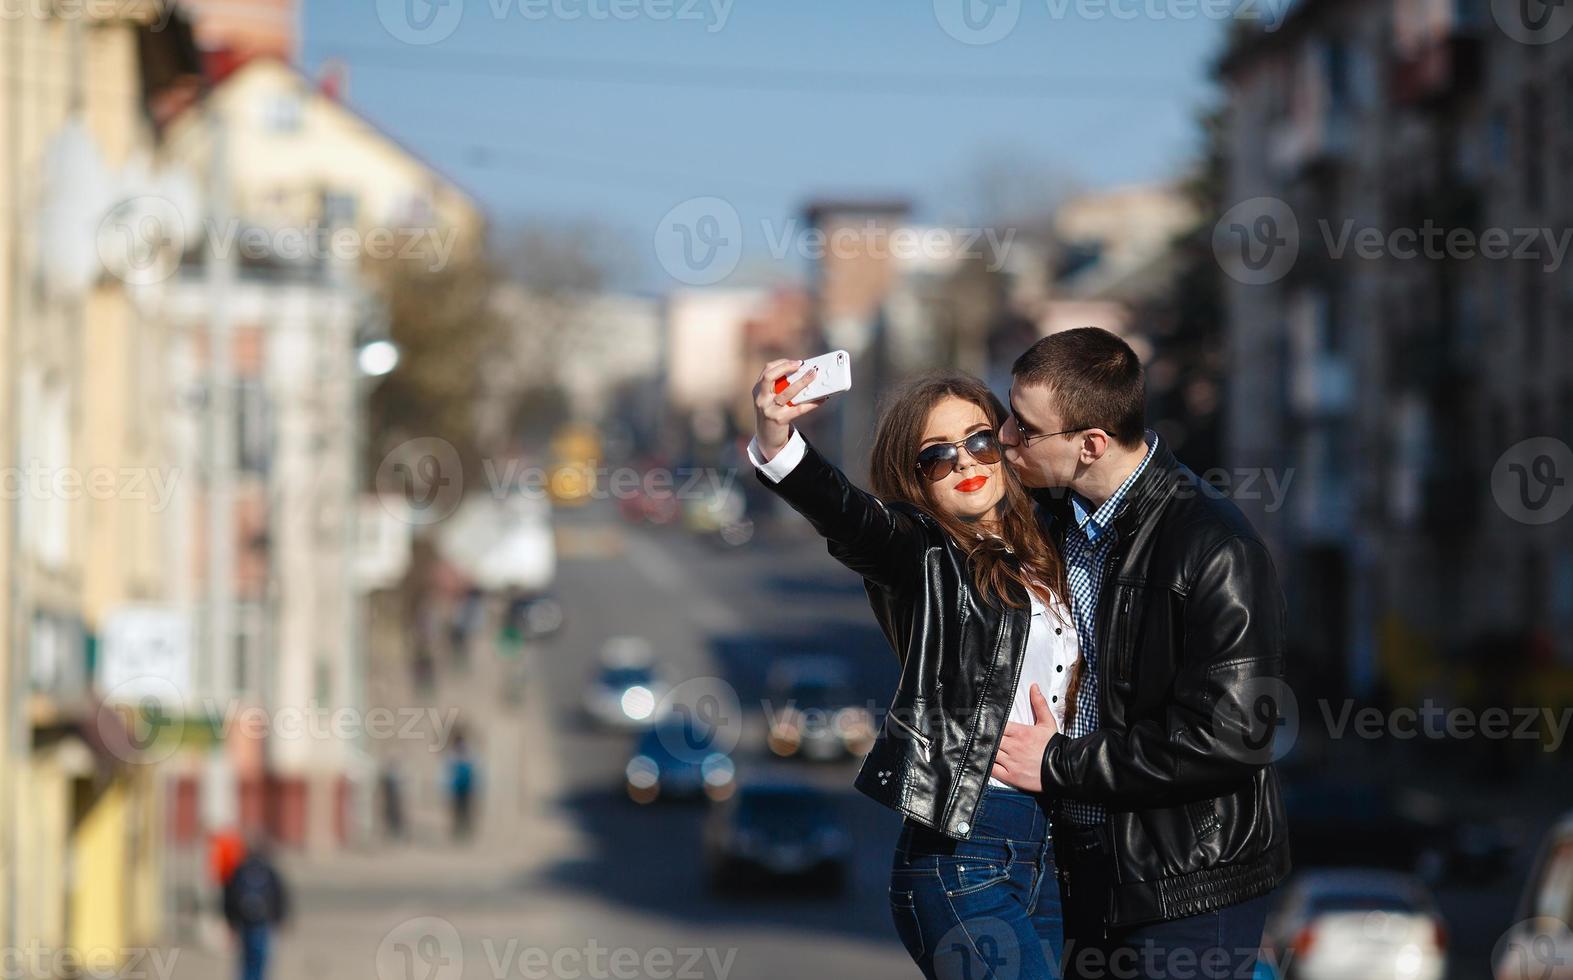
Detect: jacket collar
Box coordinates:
(1111, 433, 1178, 541)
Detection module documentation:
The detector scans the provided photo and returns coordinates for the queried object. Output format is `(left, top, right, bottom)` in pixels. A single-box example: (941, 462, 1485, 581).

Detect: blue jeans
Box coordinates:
(1054, 822, 1274, 980)
(238, 925, 269, 980)
(889, 782, 1064, 979)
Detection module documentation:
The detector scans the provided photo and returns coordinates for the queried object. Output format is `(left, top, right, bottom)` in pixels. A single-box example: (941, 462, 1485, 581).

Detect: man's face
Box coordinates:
(999, 381, 1083, 489)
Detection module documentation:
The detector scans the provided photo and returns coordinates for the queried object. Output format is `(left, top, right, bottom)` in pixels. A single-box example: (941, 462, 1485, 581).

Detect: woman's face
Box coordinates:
(920, 396, 1006, 521)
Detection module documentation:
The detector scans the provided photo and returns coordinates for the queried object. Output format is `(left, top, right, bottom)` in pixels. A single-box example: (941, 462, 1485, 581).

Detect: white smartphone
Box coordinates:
(775, 350, 852, 405)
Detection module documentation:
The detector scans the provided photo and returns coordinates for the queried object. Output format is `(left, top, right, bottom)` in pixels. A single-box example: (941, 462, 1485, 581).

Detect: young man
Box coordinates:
(988, 327, 1291, 980)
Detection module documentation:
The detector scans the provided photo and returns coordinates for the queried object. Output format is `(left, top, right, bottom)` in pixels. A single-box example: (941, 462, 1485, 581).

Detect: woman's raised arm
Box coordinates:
(749, 361, 927, 590)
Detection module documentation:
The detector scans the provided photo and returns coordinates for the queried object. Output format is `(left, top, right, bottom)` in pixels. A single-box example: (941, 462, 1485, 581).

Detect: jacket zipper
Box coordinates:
(887, 712, 932, 754)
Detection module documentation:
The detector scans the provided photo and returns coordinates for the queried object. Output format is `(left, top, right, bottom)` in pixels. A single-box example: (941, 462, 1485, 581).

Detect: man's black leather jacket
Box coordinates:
(756, 432, 1290, 927)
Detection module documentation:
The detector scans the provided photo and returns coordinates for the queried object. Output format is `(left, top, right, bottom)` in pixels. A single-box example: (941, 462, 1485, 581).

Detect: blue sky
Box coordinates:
(302, 0, 1241, 287)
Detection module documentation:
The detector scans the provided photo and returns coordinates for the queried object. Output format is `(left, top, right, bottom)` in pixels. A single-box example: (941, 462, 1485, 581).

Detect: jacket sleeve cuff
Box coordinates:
(747, 429, 807, 483)
(1040, 731, 1070, 794)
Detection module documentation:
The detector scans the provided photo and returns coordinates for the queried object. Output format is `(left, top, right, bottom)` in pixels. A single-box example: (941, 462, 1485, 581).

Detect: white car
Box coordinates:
(1262, 870, 1446, 980)
(581, 637, 672, 730)
(1494, 810, 1573, 980)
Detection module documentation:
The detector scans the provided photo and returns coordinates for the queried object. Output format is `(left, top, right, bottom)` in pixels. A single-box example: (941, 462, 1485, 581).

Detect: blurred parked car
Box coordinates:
(705, 782, 849, 895)
(618, 473, 681, 526)
(765, 656, 875, 761)
(583, 637, 671, 730)
(1263, 870, 1446, 980)
(505, 593, 563, 641)
(1494, 810, 1573, 980)
(624, 715, 735, 804)
(682, 483, 754, 548)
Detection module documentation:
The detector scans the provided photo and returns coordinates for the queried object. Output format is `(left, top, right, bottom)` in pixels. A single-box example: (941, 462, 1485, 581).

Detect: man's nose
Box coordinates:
(998, 421, 1018, 447)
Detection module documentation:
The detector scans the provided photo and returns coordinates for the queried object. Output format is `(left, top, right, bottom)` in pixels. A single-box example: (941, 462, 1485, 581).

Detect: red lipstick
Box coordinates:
(955, 475, 988, 493)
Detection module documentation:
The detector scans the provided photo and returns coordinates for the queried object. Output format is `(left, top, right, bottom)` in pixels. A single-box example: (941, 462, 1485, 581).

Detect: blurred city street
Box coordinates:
(3, 2, 1572, 978)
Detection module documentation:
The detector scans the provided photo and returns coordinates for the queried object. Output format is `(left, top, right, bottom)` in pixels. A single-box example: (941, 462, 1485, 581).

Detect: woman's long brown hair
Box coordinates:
(867, 371, 1082, 725)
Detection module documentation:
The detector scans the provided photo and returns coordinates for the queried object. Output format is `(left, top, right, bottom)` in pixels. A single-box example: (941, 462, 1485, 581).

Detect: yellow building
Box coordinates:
(0, 1, 199, 964)
(162, 57, 485, 263)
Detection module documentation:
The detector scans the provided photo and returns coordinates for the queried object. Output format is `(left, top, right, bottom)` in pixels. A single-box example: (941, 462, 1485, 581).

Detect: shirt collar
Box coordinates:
(1070, 430, 1157, 544)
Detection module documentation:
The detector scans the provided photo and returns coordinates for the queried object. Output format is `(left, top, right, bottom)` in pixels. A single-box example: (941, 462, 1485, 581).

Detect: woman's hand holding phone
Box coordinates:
(753, 359, 825, 461)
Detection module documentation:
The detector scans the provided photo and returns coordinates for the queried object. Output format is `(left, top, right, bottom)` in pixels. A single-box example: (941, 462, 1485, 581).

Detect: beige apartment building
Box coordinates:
(0, 0, 200, 964)
(156, 52, 484, 858)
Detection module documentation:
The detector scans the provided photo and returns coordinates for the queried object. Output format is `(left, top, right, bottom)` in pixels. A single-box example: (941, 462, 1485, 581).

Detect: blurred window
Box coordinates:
(1308, 890, 1421, 915)
(236, 378, 271, 474)
(601, 667, 654, 688)
(1488, 108, 1510, 168)
(1324, 39, 1352, 114)
(20, 371, 70, 568)
(262, 94, 304, 134)
(1523, 87, 1544, 209)
(1523, 263, 1544, 365)
(322, 191, 359, 230)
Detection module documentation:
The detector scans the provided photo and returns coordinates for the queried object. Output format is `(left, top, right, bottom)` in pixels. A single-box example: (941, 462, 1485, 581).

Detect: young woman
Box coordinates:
(748, 361, 1080, 980)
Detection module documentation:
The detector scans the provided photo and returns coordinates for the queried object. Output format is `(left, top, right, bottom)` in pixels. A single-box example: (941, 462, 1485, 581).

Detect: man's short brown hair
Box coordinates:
(1011, 326, 1145, 448)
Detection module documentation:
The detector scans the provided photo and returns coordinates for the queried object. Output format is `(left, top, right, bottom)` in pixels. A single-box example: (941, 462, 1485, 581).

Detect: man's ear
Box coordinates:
(1079, 429, 1111, 464)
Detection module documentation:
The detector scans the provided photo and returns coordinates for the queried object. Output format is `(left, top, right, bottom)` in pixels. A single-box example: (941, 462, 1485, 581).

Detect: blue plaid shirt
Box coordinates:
(1060, 430, 1157, 826)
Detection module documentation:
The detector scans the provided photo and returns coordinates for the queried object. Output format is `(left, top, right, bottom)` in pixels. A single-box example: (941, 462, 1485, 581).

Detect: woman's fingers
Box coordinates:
(776, 367, 817, 404)
(781, 398, 823, 422)
(758, 368, 817, 419)
(754, 360, 804, 411)
(757, 359, 802, 387)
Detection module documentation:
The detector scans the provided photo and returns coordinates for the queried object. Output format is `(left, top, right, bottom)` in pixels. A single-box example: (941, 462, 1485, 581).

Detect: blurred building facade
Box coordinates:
(154, 51, 483, 877)
(1, 0, 484, 957)
(0, 0, 201, 965)
(1219, 0, 1573, 712)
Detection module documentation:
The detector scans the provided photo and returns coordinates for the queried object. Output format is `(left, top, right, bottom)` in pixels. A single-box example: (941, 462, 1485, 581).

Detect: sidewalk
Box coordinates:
(169, 600, 592, 980)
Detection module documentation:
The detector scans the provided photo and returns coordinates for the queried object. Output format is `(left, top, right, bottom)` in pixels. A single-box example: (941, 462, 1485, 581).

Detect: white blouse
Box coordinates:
(988, 585, 1079, 789)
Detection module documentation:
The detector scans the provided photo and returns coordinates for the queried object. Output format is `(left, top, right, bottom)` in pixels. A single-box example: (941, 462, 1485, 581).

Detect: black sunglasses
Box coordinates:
(915, 431, 1003, 482)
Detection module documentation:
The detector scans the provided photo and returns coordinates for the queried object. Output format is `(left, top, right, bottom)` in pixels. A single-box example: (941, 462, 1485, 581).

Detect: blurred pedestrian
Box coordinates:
(446, 731, 477, 841)
(411, 646, 435, 694)
(379, 758, 405, 840)
(450, 587, 483, 669)
(222, 837, 289, 980)
(208, 826, 246, 888)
